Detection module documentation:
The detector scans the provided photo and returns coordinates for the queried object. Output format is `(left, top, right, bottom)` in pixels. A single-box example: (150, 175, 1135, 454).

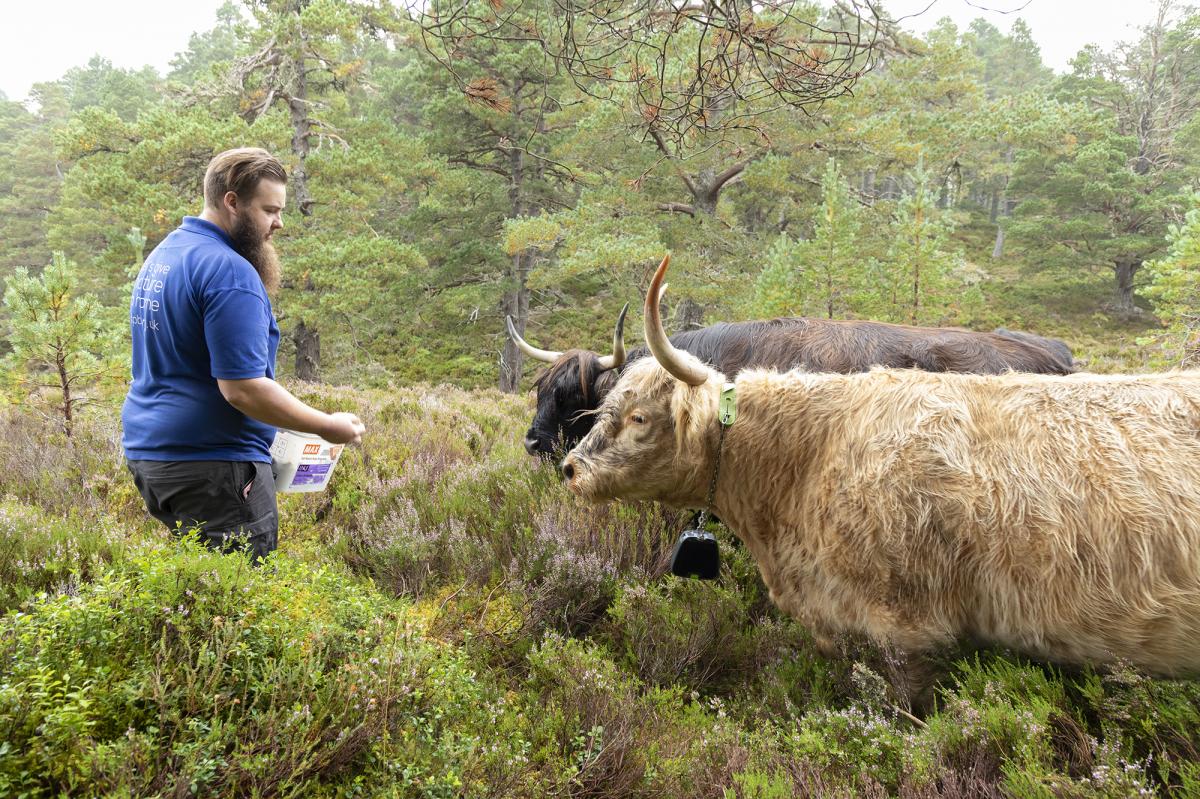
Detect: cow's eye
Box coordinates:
(630, 413, 646, 425)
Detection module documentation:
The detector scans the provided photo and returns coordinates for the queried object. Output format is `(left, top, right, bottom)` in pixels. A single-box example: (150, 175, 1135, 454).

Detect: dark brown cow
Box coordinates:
(993, 327, 1074, 371)
(509, 288, 1075, 457)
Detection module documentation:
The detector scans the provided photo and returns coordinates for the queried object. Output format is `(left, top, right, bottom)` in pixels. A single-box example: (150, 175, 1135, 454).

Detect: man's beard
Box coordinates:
(229, 218, 281, 296)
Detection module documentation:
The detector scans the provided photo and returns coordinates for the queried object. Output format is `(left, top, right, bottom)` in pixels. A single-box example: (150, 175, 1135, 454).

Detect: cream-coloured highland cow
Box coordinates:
(562, 255, 1200, 702)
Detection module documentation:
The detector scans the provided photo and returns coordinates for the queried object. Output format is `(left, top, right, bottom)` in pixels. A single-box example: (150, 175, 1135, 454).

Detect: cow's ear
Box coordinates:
(672, 402, 689, 438)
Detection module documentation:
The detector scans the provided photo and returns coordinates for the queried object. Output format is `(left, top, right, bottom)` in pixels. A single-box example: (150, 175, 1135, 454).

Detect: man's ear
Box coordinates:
(223, 190, 240, 214)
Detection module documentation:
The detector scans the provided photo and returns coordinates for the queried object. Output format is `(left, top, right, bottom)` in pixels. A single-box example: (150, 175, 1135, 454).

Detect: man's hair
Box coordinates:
(203, 148, 287, 209)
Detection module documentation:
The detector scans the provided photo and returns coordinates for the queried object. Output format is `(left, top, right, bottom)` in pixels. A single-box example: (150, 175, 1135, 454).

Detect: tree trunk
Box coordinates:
(1113, 259, 1140, 314)
(911, 232, 923, 324)
(286, 30, 321, 381)
(674, 297, 705, 332)
(649, 130, 748, 218)
(499, 254, 531, 393)
(693, 168, 721, 216)
(862, 169, 876, 202)
(288, 39, 314, 217)
(56, 343, 72, 438)
(499, 139, 529, 393)
(911, 268, 921, 324)
(991, 148, 1014, 258)
(825, 240, 835, 319)
(294, 319, 320, 381)
(289, 115, 313, 216)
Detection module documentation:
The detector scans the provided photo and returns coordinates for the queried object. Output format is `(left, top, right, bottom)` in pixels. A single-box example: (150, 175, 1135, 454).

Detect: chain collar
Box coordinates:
(695, 382, 736, 528)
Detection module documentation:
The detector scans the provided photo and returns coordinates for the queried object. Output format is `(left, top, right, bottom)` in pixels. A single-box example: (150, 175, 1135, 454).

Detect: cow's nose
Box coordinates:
(561, 458, 576, 481)
(524, 436, 541, 455)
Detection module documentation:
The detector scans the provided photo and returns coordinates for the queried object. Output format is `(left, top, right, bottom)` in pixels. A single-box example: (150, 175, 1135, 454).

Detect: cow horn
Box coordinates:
(644, 255, 709, 386)
(506, 315, 562, 363)
(596, 302, 629, 370)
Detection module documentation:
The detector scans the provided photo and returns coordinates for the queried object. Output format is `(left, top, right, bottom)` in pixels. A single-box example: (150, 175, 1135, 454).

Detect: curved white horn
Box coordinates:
(644, 255, 709, 386)
(506, 315, 562, 363)
(596, 302, 629, 370)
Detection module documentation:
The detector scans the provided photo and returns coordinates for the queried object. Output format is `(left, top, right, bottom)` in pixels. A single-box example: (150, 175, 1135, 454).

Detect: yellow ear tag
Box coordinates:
(719, 383, 737, 427)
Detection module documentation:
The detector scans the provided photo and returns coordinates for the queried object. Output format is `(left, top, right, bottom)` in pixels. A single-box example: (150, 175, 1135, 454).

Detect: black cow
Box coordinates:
(509, 301, 1075, 458)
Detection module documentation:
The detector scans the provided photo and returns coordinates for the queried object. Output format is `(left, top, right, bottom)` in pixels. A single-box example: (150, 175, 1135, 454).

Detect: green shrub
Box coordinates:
(524, 633, 701, 798)
(0, 408, 144, 523)
(0, 500, 133, 614)
(0, 540, 423, 797)
(507, 500, 679, 639)
(924, 655, 1155, 797)
(786, 701, 924, 791)
(1075, 662, 1200, 795)
(738, 623, 848, 721)
(606, 579, 759, 693)
(336, 496, 485, 599)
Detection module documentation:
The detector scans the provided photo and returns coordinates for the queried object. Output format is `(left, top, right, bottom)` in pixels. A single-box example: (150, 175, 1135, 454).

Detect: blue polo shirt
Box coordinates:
(122, 216, 280, 462)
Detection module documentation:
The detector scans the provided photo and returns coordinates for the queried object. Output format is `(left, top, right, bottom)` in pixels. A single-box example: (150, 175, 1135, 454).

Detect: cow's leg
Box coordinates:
(810, 630, 839, 658)
(892, 649, 941, 718)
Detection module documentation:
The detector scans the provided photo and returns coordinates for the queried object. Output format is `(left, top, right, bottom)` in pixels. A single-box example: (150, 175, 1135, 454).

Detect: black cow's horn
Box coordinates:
(506, 316, 562, 363)
(644, 255, 709, 386)
(597, 303, 628, 370)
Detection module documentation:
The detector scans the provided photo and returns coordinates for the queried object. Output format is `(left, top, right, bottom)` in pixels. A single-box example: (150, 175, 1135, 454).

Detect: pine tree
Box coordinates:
(226, 0, 401, 381)
(0, 99, 59, 278)
(2, 253, 122, 437)
(798, 160, 869, 320)
(752, 233, 805, 318)
(751, 160, 875, 320)
(1008, 3, 1200, 314)
(876, 157, 971, 325)
(1143, 195, 1200, 366)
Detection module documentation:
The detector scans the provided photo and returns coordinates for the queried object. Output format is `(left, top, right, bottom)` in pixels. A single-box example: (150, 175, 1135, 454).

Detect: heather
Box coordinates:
(2, 384, 1198, 798)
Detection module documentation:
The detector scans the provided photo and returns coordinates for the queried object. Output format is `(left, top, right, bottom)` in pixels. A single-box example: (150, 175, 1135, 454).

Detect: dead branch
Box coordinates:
(406, 0, 909, 146)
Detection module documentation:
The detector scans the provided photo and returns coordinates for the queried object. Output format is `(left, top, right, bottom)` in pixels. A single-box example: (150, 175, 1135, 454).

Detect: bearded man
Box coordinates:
(122, 147, 365, 560)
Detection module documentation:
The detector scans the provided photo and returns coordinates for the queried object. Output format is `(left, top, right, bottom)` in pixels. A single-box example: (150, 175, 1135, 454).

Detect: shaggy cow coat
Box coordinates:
(566, 357, 1200, 687)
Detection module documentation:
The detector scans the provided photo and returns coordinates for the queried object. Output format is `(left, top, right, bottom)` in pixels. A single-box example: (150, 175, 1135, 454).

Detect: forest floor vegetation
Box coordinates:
(2, 373, 1197, 798)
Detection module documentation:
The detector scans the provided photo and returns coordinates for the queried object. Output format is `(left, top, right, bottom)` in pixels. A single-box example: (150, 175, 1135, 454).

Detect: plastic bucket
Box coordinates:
(269, 429, 345, 493)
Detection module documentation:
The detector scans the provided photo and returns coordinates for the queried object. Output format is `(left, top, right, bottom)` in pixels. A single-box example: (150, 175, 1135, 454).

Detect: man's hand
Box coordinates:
(218, 377, 366, 445)
(322, 411, 366, 445)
